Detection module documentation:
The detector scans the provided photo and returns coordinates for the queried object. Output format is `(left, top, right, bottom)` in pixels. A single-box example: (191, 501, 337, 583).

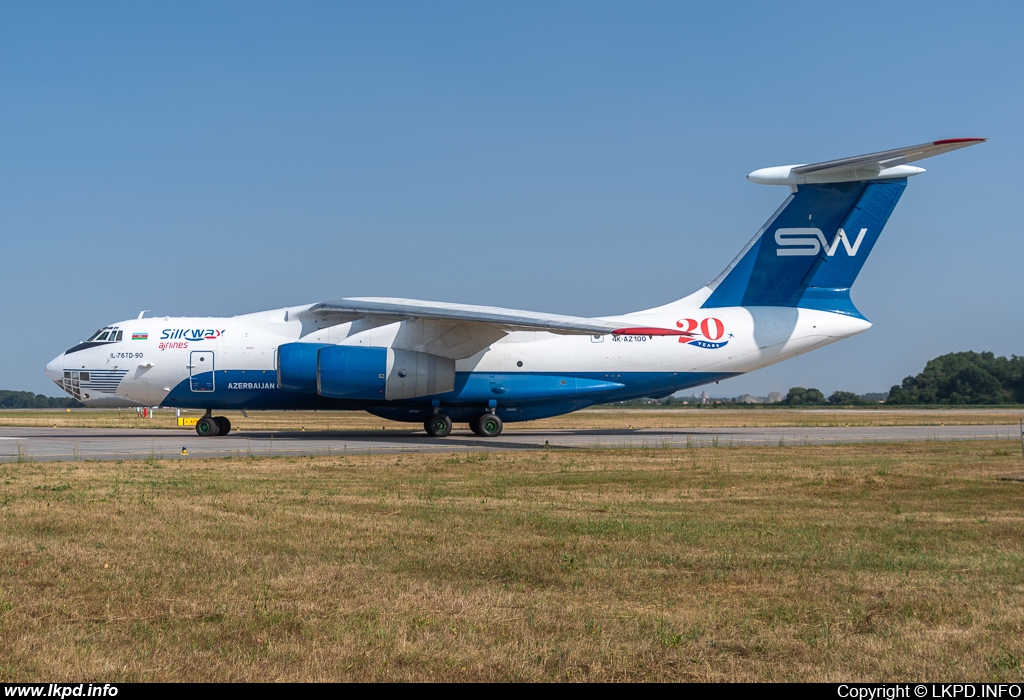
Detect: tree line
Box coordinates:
(784, 351, 1024, 406)
(0, 390, 83, 409)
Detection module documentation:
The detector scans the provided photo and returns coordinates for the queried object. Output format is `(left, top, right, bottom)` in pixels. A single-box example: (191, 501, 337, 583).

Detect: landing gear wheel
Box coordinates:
(424, 413, 453, 438)
(473, 413, 503, 438)
(214, 417, 231, 436)
(196, 416, 220, 437)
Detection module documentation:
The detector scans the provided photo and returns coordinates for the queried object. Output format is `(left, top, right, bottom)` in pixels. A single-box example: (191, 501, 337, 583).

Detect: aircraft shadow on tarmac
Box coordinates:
(233, 428, 654, 439)
(203, 428, 663, 450)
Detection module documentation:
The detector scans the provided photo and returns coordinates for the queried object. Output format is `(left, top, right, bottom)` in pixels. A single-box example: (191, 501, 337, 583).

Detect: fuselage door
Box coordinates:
(189, 351, 215, 392)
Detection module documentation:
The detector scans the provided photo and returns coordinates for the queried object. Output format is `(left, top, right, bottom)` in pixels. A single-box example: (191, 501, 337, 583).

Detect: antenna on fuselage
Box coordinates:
(138, 310, 150, 319)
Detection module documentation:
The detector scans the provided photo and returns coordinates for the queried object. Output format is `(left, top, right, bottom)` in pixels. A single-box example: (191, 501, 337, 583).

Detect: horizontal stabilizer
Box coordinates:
(748, 138, 985, 186)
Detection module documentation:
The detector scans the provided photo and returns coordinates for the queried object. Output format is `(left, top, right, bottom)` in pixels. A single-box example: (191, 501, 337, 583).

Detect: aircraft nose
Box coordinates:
(45, 353, 65, 383)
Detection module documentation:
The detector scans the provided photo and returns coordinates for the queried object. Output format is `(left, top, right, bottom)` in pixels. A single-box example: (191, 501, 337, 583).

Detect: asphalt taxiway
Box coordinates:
(0, 424, 1020, 462)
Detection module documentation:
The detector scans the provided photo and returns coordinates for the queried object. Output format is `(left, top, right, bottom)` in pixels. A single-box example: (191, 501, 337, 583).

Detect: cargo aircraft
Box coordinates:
(46, 139, 983, 438)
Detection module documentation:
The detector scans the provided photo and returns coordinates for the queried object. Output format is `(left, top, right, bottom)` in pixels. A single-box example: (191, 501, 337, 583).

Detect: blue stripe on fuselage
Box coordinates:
(159, 369, 736, 420)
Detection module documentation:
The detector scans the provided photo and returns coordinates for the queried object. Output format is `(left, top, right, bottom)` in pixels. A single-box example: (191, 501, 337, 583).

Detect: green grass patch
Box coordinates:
(1, 442, 1022, 681)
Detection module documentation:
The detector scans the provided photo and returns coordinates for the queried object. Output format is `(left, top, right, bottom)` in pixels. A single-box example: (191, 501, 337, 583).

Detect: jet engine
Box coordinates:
(277, 343, 455, 400)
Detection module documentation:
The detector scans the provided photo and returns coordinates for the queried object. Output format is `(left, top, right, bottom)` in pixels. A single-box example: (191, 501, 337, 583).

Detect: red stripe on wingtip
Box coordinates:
(933, 138, 987, 145)
(613, 327, 694, 337)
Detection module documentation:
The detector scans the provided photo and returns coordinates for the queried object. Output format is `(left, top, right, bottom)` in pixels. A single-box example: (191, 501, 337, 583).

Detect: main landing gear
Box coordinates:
(470, 413, 503, 438)
(424, 413, 452, 438)
(423, 411, 503, 438)
(195, 410, 231, 437)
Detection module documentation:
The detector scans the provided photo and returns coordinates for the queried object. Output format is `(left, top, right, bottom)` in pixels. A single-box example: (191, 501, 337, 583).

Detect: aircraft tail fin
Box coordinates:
(702, 139, 985, 317)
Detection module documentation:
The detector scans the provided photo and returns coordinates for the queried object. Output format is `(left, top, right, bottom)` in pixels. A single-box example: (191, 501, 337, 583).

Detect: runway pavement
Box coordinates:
(1, 423, 1021, 462)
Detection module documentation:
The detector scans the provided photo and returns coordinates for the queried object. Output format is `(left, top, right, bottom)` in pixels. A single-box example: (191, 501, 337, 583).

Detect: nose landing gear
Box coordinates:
(195, 411, 231, 437)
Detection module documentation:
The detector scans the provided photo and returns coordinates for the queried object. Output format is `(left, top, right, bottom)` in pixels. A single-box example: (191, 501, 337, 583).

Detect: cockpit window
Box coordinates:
(83, 327, 121, 343)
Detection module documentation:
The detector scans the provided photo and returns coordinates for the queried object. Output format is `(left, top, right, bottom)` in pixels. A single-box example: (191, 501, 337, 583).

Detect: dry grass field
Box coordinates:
(2, 441, 1023, 681)
(1, 406, 1021, 433)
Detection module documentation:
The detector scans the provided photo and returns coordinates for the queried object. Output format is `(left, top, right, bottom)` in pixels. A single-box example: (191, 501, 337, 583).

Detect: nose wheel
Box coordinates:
(195, 415, 231, 437)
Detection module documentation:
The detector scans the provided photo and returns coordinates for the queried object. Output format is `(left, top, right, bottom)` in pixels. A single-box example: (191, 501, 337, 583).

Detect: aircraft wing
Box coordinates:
(309, 297, 685, 336)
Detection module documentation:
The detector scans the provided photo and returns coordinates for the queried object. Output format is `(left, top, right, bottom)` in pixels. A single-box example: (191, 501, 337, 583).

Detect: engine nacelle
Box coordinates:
(277, 343, 455, 400)
(277, 342, 328, 394)
(317, 345, 387, 399)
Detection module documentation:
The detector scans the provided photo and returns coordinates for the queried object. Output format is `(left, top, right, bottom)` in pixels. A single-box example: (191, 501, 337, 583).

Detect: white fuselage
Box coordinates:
(46, 287, 870, 421)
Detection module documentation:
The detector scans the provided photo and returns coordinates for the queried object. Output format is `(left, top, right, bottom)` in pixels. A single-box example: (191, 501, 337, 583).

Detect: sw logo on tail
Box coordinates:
(775, 228, 869, 257)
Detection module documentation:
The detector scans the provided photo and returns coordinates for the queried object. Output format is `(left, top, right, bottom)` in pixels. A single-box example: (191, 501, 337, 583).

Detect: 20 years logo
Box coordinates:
(676, 317, 730, 349)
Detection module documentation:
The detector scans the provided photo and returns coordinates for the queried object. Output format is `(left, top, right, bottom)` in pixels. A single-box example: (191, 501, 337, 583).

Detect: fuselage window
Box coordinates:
(80, 372, 90, 382)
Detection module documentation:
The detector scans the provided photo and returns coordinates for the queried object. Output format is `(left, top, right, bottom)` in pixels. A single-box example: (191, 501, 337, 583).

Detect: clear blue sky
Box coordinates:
(2, 1, 1020, 398)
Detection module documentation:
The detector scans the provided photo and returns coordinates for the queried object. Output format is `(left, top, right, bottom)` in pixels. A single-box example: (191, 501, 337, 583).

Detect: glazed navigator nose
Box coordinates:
(45, 353, 64, 383)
